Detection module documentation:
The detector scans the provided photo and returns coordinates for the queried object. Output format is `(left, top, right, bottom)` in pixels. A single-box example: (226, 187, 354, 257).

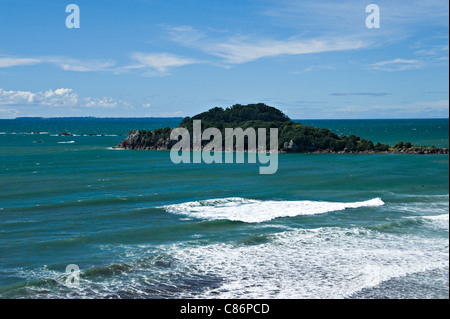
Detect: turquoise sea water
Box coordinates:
(0, 118, 448, 299)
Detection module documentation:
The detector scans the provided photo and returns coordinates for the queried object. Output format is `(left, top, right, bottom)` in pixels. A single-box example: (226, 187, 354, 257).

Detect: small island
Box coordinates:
(114, 103, 449, 154)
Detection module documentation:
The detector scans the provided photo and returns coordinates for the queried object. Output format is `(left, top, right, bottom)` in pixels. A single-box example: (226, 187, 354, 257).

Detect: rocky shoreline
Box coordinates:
(279, 139, 449, 154)
(114, 129, 176, 150)
(286, 148, 450, 155)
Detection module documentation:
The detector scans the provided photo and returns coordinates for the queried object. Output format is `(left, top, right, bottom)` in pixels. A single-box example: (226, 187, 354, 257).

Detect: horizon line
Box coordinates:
(2, 116, 449, 121)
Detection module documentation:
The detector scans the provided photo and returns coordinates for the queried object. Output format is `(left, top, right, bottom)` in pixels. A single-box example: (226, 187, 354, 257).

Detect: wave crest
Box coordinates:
(160, 197, 385, 223)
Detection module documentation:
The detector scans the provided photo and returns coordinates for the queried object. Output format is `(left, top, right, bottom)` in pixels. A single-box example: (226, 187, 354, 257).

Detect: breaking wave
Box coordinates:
(160, 197, 385, 223)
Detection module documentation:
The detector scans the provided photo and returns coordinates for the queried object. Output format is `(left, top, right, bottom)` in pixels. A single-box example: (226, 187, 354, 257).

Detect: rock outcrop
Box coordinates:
(115, 129, 175, 150)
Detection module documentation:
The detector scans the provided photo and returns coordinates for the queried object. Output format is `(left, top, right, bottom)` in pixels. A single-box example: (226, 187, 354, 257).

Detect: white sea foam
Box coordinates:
(393, 200, 449, 216)
(57, 141, 75, 144)
(422, 214, 449, 222)
(170, 227, 449, 299)
(10, 220, 447, 299)
(421, 214, 449, 230)
(160, 197, 385, 223)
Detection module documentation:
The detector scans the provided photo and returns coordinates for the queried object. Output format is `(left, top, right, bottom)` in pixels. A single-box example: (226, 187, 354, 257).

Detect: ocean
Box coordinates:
(0, 118, 448, 299)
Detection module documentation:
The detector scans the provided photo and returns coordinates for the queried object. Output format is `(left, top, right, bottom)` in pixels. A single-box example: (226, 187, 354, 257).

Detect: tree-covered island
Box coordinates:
(115, 103, 449, 154)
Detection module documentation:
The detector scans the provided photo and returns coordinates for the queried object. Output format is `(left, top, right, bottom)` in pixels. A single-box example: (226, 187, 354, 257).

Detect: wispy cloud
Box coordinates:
(414, 44, 449, 57)
(0, 55, 116, 72)
(166, 25, 208, 45)
(369, 58, 423, 71)
(126, 52, 198, 75)
(0, 52, 198, 76)
(330, 92, 392, 97)
(301, 65, 337, 73)
(209, 37, 366, 64)
(0, 56, 41, 68)
(43, 56, 116, 72)
(261, 0, 449, 32)
(369, 40, 449, 72)
(166, 25, 368, 65)
(413, 42, 449, 67)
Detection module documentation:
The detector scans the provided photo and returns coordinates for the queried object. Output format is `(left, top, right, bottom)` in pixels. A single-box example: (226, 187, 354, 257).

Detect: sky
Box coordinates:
(0, 0, 448, 119)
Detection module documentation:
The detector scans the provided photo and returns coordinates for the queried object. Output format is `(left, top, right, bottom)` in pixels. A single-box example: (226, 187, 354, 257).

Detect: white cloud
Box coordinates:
(415, 44, 449, 57)
(0, 88, 131, 109)
(414, 43, 449, 66)
(370, 40, 449, 72)
(301, 65, 337, 73)
(127, 52, 198, 74)
(0, 88, 35, 104)
(43, 88, 79, 106)
(0, 88, 78, 107)
(0, 55, 116, 72)
(84, 96, 132, 109)
(208, 37, 367, 64)
(0, 57, 41, 68)
(1, 53, 193, 75)
(166, 25, 368, 65)
(43, 56, 116, 72)
(167, 26, 207, 45)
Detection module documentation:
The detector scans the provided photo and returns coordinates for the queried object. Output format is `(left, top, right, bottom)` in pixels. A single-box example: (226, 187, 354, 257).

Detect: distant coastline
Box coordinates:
(11, 117, 185, 120)
(5, 116, 449, 120)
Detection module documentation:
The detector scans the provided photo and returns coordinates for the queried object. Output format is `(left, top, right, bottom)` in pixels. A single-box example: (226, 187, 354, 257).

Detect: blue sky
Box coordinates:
(0, 0, 448, 119)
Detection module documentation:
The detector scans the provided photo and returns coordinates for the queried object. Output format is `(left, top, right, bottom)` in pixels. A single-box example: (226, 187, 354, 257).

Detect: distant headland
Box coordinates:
(114, 103, 449, 155)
